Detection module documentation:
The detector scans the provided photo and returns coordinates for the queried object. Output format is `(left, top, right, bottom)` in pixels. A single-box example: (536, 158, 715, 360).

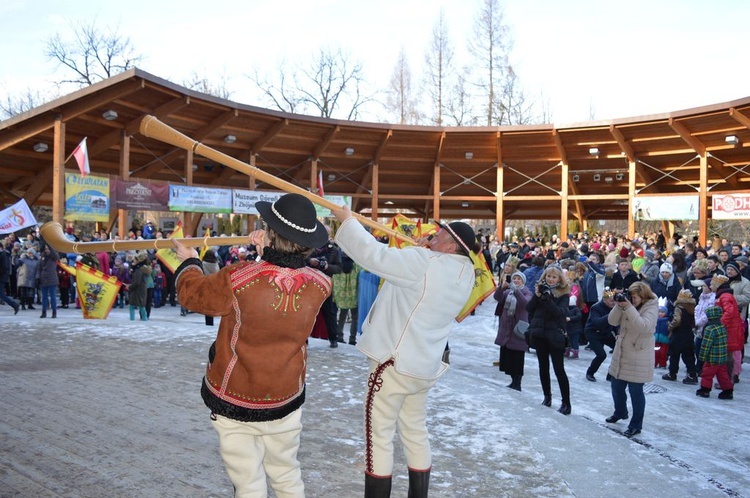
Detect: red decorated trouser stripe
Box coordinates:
(365, 358, 394, 475)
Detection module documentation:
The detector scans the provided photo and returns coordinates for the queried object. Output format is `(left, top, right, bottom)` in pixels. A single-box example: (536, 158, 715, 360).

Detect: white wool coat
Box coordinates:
(607, 298, 658, 383)
(335, 218, 475, 380)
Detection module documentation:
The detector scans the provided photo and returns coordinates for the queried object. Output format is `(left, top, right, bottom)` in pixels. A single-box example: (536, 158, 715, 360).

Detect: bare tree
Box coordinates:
(444, 68, 477, 126)
(0, 87, 55, 119)
(384, 47, 421, 124)
(498, 65, 536, 125)
(45, 19, 142, 88)
(182, 72, 234, 100)
(468, 0, 512, 125)
(251, 48, 374, 120)
(423, 11, 454, 126)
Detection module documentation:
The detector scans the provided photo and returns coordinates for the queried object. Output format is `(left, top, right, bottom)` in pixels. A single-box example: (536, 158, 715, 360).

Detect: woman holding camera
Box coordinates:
(526, 266, 572, 414)
(494, 271, 532, 390)
(606, 281, 658, 437)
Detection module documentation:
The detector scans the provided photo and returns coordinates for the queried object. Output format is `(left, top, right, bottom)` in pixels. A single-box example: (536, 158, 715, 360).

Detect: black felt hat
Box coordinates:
(255, 193, 328, 248)
(436, 221, 476, 258)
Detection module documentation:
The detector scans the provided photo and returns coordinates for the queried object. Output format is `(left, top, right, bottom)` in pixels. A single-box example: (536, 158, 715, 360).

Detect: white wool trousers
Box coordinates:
(211, 409, 304, 498)
(365, 359, 437, 477)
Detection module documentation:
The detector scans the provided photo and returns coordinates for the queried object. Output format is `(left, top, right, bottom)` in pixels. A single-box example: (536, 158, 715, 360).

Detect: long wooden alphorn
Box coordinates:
(40, 221, 250, 254)
(138, 115, 414, 245)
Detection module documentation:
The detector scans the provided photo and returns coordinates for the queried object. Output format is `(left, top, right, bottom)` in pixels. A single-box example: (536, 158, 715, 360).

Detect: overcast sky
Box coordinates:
(1, 0, 749, 124)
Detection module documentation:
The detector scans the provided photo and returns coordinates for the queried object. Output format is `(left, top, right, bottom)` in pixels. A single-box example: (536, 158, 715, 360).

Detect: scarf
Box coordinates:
(504, 284, 518, 317)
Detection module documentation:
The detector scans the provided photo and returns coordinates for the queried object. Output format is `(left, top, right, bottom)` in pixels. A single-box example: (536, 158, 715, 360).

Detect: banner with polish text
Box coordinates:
(113, 179, 170, 211)
(64, 173, 110, 222)
(712, 194, 750, 219)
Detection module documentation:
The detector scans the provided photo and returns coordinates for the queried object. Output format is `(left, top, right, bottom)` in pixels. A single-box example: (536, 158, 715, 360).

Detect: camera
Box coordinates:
(538, 283, 553, 298)
(614, 291, 630, 303)
(317, 256, 327, 269)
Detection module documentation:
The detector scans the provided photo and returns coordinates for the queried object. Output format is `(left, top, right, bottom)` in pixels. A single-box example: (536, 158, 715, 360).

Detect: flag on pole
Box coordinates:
(0, 198, 38, 235)
(156, 222, 184, 273)
(317, 170, 325, 197)
(455, 251, 496, 322)
(72, 137, 90, 177)
(75, 262, 122, 319)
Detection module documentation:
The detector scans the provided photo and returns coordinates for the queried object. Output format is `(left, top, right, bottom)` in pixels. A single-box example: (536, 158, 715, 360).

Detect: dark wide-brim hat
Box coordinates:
(256, 193, 328, 248)
(436, 221, 476, 258)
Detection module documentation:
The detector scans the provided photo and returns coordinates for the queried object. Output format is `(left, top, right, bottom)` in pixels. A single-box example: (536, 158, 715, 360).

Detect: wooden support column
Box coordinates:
(495, 132, 505, 241)
(248, 152, 256, 190)
(699, 153, 708, 247)
(432, 163, 441, 221)
(560, 163, 569, 240)
(371, 162, 379, 221)
(117, 132, 130, 239)
(52, 116, 65, 223)
(181, 149, 193, 230)
(628, 160, 636, 238)
(496, 163, 504, 241)
(310, 158, 319, 194)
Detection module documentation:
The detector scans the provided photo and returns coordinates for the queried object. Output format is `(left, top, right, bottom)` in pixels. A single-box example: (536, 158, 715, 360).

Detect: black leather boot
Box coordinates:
(541, 394, 552, 407)
(39, 311, 47, 318)
(507, 375, 522, 391)
(407, 468, 430, 498)
(365, 474, 392, 498)
(51, 310, 57, 318)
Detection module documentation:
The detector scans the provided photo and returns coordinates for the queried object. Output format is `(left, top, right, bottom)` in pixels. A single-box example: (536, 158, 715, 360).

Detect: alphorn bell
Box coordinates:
(138, 115, 414, 245)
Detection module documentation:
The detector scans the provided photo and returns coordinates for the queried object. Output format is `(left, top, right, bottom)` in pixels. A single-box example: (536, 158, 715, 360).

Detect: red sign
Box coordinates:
(712, 194, 750, 219)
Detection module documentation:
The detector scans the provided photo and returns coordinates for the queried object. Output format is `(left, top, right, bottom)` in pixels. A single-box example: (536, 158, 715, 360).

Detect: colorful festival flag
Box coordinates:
(71, 137, 90, 177)
(456, 250, 496, 322)
(388, 213, 421, 249)
(58, 261, 77, 276)
(0, 198, 38, 235)
(75, 263, 121, 319)
(156, 223, 184, 273)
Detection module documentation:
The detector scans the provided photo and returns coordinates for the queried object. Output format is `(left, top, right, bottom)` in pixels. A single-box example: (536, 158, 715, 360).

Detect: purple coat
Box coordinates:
(494, 284, 532, 351)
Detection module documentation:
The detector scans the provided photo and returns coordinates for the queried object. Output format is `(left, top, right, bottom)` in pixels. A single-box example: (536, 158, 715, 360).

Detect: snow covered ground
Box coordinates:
(1, 299, 748, 497)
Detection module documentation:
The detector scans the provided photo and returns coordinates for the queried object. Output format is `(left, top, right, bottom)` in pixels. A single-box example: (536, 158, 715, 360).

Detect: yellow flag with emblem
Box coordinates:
(456, 250, 496, 322)
(156, 223, 184, 273)
(75, 263, 122, 319)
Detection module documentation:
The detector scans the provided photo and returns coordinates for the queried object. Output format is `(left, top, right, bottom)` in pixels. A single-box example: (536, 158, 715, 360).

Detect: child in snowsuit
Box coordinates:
(696, 306, 734, 399)
(662, 289, 698, 384)
(654, 305, 669, 368)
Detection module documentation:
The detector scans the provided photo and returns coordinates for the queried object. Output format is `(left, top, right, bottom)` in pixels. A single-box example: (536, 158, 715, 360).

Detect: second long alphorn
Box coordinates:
(40, 221, 250, 254)
(138, 115, 414, 245)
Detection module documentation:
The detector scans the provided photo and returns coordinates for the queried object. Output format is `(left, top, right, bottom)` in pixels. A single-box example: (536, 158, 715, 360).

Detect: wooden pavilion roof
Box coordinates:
(2, 68, 750, 224)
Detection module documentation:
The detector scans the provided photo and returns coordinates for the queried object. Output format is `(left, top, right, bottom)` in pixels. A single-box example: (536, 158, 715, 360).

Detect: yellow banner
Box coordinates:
(456, 250, 497, 323)
(156, 223, 184, 273)
(76, 263, 122, 319)
(199, 226, 211, 260)
(58, 261, 77, 276)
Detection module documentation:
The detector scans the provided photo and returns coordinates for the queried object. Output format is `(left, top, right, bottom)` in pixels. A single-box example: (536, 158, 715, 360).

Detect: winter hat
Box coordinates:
(436, 221, 477, 258)
(255, 193, 328, 249)
(602, 288, 615, 299)
(692, 259, 709, 273)
(677, 288, 694, 303)
(512, 271, 526, 284)
(619, 247, 630, 258)
(569, 295, 577, 306)
(705, 305, 723, 322)
(658, 305, 668, 314)
(505, 255, 520, 270)
(735, 255, 749, 266)
(608, 243, 616, 252)
(725, 261, 740, 274)
(660, 262, 673, 274)
(644, 249, 655, 261)
(634, 248, 645, 258)
(592, 242, 601, 251)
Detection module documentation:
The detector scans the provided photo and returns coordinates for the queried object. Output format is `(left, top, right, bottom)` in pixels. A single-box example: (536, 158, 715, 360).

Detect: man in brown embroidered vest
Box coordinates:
(173, 193, 331, 497)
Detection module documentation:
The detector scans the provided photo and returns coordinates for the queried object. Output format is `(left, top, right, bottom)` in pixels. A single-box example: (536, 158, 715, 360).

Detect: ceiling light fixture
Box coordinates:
(572, 174, 580, 182)
(461, 202, 470, 208)
(384, 200, 394, 205)
(726, 135, 740, 145)
(604, 176, 614, 183)
(589, 147, 600, 156)
(465, 152, 473, 160)
(593, 174, 601, 182)
(344, 147, 355, 156)
(224, 134, 237, 144)
(33, 142, 48, 153)
(102, 109, 118, 121)
(615, 173, 624, 181)
(327, 173, 336, 181)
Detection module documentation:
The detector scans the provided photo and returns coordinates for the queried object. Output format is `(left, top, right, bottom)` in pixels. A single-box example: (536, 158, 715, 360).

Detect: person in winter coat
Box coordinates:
(584, 289, 617, 382)
(333, 252, 361, 345)
(523, 256, 546, 293)
(332, 206, 476, 497)
(494, 271, 531, 391)
(580, 252, 606, 314)
(724, 261, 750, 348)
(650, 262, 681, 315)
(307, 228, 343, 348)
(111, 256, 130, 309)
(526, 265, 572, 415)
(173, 193, 331, 498)
(199, 250, 220, 326)
(711, 274, 745, 384)
(16, 248, 40, 310)
(654, 305, 670, 368)
(661, 289, 698, 384)
(610, 257, 640, 293)
(565, 295, 583, 359)
(0, 240, 20, 313)
(37, 245, 60, 318)
(606, 281, 658, 437)
(639, 250, 662, 287)
(692, 278, 716, 373)
(128, 252, 150, 321)
(696, 306, 734, 399)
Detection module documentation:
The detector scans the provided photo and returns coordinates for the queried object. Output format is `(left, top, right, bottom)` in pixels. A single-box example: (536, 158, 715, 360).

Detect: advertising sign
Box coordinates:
(633, 195, 698, 221)
(64, 173, 110, 221)
(169, 185, 232, 213)
(113, 179, 169, 211)
(712, 194, 750, 219)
